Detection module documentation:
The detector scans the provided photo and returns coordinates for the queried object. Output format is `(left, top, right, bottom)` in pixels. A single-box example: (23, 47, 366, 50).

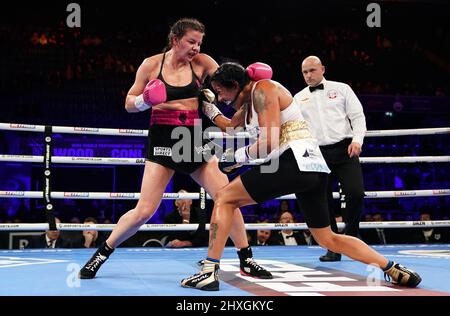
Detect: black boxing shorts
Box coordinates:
(240, 148, 330, 228)
(146, 109, 212, 175)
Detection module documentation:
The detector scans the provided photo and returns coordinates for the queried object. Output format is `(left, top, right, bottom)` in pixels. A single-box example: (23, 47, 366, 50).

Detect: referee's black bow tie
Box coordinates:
(309, 84, 324, 92)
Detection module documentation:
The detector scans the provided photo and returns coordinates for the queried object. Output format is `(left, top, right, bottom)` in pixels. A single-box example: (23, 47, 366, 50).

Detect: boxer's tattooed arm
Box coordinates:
(250, 85, 279, 160)
(209, 223, 218, 249)
(253, 89, 267, 113)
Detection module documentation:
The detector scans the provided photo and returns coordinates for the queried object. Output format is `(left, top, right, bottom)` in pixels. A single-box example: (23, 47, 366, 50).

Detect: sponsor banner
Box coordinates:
(394, 191, 417, 197)
(119, 129, 145, 135)
(73, 127, 99, 133)
(63, 192, 89, 198)
(109, 193, 136, 199)
(433, 189, 450, 195)
(10, 124, 37, 130)
(0, 191, 25, 197)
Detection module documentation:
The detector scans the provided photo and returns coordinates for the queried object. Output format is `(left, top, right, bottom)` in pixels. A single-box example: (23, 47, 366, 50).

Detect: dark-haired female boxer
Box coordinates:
(181, 62, 422, 291)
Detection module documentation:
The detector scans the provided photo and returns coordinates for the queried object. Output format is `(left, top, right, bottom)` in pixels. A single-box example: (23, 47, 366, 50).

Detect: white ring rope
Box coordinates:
(0, 123, 149, 137)
(365, 128, 450, 137)
(1, 123, 449, 138)
(0, 191, 200, 200)
(0, 155, 145, 165)
(207, 127, 450, 139)
(1, 123, 448, 234)
(359, 156, 450, 163)
(1, 154, 449, 165)
(0, 220, 449, 232)
(1, 189, 448, 200)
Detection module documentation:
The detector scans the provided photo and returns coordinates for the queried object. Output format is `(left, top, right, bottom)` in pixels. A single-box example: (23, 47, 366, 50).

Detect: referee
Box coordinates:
(294, 56, 367, 262)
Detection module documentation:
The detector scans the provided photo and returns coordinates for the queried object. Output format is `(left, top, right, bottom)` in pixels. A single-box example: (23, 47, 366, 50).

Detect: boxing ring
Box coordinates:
(0, 122, 449, 296)
(1, 245, 450, 296)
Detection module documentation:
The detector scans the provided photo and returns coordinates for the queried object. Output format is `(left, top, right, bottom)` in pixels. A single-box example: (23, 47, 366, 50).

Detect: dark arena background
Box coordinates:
(0, 0, 449, 305)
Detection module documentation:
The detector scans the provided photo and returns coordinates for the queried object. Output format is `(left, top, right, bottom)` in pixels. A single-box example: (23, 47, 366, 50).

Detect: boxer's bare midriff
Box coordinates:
(152, 97, 198, 111)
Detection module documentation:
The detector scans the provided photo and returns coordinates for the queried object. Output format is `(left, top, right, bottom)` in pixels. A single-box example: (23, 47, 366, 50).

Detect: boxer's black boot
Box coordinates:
(238, 246, 273, 279)
(79, 242, 114, 279)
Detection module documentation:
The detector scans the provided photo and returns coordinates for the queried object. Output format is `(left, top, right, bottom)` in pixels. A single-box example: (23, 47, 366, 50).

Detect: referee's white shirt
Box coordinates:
(293, 78, 367, 146)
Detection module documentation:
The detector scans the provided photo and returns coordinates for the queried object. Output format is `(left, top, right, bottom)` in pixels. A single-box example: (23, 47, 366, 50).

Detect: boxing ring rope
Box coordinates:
(1, 154, 449, 165)
(1, 122, 449, 236)
(1, 188, 448, 231)
(1, 189, 449, 200)
(207, 127, 450, 139)
(1, 220, 450, 232)
(0, 123, 149, 137)
(1, 122, 449, 168)
(1, 122, 449, 137)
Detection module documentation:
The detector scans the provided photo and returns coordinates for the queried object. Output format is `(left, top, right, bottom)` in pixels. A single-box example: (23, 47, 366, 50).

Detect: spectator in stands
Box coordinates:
(360, 212, 389, 245)
(411, 211, 449, 244)
(270, 210, 313, 246)
(80, 217, 104, 248)
(279, 200, 290, 213)
(28, 217, 72, 248)
(163, 190, 208, 248)
(253, 229, 273, 246)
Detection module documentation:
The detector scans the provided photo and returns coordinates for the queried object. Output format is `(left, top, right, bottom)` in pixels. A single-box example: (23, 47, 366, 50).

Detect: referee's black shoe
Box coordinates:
(319, 250, 342, 262)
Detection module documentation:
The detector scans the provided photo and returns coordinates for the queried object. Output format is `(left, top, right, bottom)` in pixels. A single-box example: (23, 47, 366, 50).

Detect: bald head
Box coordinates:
(302, 56, 323, 67)
(301, 56, 325, 87)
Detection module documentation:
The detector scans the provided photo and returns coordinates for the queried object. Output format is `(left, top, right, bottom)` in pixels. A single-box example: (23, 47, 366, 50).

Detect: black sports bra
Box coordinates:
(157, 53, 201, 101)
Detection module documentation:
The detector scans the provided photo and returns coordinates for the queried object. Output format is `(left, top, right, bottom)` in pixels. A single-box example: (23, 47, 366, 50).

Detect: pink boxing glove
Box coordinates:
(246, 62, 273, 81)
(143, 79, 167, 106)
(135, 79, 167, 111)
